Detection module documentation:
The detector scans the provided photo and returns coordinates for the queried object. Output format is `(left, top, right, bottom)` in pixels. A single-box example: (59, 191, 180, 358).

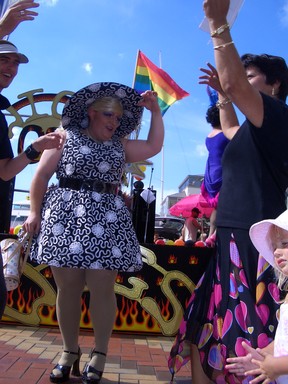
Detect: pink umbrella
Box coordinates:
(169, 193, 214, 218)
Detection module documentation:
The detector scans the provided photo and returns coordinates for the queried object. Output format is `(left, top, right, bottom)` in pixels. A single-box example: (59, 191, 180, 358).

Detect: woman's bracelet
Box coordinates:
(216, 98, 232, 109)
(210, 23, 230, 37)
(214, 41, 234, 50)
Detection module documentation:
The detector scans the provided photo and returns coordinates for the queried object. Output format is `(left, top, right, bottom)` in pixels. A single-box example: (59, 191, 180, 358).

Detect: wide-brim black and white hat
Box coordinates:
(62, 82, 144, 139)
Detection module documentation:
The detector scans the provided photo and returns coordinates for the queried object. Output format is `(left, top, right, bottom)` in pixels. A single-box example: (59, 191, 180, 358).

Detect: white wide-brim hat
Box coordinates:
(249, 209, 288, 267)
(0, 40, 28, 63)
(61, 82, 144, 139)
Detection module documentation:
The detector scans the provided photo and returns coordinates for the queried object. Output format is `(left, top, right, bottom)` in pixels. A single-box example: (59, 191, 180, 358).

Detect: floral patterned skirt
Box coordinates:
(29, 186, 143, 272)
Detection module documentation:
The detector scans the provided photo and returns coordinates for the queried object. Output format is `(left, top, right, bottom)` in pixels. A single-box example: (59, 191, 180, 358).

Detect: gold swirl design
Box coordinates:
(115, 246, 195, 336)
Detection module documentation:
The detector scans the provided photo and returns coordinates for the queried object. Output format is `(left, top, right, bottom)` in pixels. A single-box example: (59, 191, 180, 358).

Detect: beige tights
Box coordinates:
(51, 267, 117, 370)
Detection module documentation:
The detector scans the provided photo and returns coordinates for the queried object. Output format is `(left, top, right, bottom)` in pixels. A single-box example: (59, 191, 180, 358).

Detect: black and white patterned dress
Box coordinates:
(29, 127, 143, 272)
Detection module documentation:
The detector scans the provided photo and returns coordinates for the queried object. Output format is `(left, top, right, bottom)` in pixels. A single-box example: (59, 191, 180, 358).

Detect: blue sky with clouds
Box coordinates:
(6, 0, 288, 213)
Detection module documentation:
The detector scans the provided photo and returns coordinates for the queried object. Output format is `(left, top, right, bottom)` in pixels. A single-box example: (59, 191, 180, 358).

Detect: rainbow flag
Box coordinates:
(133, 50, 189, 116)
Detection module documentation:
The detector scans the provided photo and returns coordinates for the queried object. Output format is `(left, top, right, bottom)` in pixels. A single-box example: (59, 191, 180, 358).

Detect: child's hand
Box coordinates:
(225, 342, 264, 376)
(246, 351, 279, 384)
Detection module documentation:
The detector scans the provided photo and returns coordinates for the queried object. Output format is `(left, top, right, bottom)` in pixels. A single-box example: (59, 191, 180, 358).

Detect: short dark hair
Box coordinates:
(206, 105, 221, 128)
(241, 53, 288, 102)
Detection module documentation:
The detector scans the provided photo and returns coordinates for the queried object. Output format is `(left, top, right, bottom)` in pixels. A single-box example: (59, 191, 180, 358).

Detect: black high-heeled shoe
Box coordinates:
(82, 350, 106, 384)
(50, 347, 81, 383)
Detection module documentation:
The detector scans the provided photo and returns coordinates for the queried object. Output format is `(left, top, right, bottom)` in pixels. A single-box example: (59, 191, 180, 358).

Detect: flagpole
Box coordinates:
(129, 50, 141, 199)
(132, 49, 141, 143)
(132, 49, 140, 89)
(159, 51, 164, 214)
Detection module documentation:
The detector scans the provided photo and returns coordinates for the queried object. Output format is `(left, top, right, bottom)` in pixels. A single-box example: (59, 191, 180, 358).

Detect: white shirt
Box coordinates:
(274, 303, 288, 384)
(183, 217, 199, 242)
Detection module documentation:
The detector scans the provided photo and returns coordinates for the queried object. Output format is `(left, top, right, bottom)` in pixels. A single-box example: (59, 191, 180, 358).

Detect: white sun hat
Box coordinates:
(0, 40, 28, 63)
(249, 210, 288, 267)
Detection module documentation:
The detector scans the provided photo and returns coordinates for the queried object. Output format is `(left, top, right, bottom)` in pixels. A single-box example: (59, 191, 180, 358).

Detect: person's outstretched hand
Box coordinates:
(138, 90, 161, 113)
(31, 130, 65, 153)
(225, 342, 265, 376)
(199, 62, 224, 95)
(0, 0, 39, 38)
(203, 0, 230, 21)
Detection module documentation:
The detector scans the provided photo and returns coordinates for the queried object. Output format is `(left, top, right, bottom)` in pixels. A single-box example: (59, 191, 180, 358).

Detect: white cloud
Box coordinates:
(280, 0, 288, 26)
(196, 143, 208, 157)
(82, 63, 93, 75)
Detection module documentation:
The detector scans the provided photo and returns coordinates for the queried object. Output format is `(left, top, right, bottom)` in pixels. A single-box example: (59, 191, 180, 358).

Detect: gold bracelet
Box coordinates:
(210, 23, 230, 37)
(216, 98, 231, 109)
(214, 41, 234, 50)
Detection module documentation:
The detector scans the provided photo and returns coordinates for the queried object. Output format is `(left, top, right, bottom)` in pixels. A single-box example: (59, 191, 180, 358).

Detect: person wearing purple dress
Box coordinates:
(201, 103, 229, 239)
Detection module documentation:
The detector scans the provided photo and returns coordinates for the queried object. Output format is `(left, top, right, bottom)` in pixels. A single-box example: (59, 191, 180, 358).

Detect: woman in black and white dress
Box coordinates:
(24, 82, 164, 384)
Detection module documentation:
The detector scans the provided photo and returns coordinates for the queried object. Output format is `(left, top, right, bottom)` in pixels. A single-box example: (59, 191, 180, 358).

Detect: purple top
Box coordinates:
(203, 132, 229, 198)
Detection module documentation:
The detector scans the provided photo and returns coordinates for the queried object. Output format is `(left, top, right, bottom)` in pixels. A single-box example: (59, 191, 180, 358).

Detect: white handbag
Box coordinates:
(1, 233, 32, 291)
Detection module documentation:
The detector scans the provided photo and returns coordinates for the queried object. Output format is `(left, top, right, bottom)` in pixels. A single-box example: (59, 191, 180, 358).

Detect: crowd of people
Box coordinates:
(0, 0, 288, 384)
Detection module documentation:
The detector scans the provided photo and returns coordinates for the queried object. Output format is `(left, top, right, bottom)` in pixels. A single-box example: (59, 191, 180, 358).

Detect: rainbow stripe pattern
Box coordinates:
(133, 50, 189, 115)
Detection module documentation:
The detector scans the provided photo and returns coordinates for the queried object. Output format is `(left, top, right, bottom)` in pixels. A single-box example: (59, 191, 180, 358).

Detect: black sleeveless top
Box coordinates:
(217, 93, 288, 229)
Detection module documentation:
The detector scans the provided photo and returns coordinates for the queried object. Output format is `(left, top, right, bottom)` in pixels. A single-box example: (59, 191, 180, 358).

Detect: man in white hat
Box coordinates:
(0, 39, 64, 180)
(0, 3, 64, 320)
